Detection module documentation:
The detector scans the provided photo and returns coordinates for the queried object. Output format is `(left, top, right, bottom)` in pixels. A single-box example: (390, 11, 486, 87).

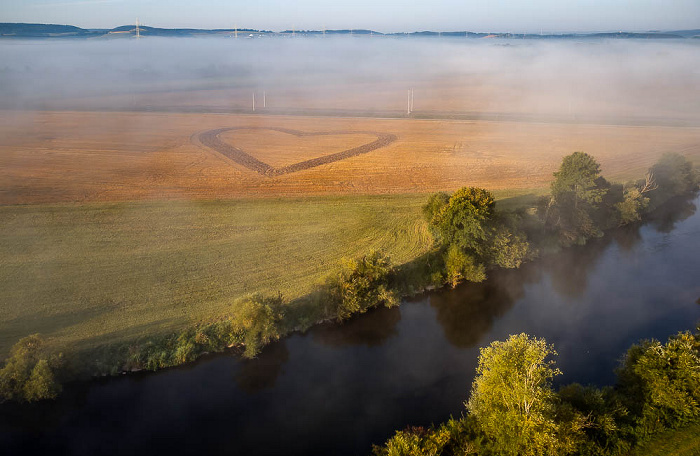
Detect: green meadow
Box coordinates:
(0, 194, 430, 358)
(0, 191, 540, 359)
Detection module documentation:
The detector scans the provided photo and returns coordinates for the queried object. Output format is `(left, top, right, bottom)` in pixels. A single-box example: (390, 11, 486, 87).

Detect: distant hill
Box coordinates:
(667, 29, 700, 38)
(0, 22, 97, 37)
(0, 23, 697, 40)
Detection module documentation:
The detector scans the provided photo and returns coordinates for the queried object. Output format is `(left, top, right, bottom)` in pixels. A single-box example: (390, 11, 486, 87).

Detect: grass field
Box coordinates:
(0, 194, 439, 358)
(627, 423, 700, 456)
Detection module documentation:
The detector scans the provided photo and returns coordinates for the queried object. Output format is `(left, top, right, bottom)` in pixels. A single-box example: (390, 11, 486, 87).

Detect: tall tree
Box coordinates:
(546, 152, 609, 244)
(467, 333, 581, 456)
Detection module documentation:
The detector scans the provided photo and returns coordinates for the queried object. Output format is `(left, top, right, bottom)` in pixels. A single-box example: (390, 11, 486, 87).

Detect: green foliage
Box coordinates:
(422, 192, 450, 230)
(466, 333, 579, 456)
(545, 152, 610, 245)
(330, 250, 399, 321)
(558, 384, 631, 456)
(376, 426, 452, 456)
(120, 293, 286, 371)
(0, 334, 62, 402)
(372, 418, 480, 456)
(616, 187, 649, 226)
(488, 224, 532, 269)
(234, 294, 285, 358)
(616, 330, 700, 436)
(431, 187, 496, 255)
(551, 152, 608, 206)
(444, 244, 486, 287)
(23, 359, 61, 402)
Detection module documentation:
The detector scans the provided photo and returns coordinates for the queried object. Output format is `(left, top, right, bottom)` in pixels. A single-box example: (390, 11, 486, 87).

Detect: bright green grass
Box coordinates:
(0, 190, 539, 359)
(627, 423, 700, 456)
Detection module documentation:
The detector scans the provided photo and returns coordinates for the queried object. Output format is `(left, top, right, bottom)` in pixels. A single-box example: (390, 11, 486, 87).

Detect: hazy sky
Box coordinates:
(2, 0, 699, 33)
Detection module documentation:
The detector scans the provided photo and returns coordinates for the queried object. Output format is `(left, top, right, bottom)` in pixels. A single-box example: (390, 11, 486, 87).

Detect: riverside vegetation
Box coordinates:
(1, 152, 698, 402)
(372, 328, 700, 456)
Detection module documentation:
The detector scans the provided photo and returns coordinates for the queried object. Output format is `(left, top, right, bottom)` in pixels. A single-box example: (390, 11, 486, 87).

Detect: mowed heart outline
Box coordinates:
(193, 127, 397, 176)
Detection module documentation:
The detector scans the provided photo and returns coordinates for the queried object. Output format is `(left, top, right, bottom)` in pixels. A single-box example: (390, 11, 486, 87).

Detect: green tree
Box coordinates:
(0, 334, 62, 402)
(432, 187, 495, 255)
(616, 330, 700, 437)
(545, 152, 610, 244)
(551, 152, 607, 206)
(23, 359, 60, 401)
(467, 333, 580, 456)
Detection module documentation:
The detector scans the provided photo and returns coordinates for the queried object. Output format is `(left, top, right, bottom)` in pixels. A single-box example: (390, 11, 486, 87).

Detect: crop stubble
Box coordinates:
(1, 111, 699, 205)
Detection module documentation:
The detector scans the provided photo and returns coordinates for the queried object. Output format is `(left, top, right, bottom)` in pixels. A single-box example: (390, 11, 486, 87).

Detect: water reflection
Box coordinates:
(234, 341, 290, 393)
(545, 239, 613, 299)
(430, 273, 525, 347)
(648, 197, 697, 233)
(312, 306, 401, 347)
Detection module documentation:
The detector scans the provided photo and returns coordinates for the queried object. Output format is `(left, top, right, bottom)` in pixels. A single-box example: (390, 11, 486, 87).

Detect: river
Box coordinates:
(2, 195, 699, 456)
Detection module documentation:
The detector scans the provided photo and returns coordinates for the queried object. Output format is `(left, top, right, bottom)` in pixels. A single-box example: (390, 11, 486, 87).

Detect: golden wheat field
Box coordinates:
(1, 110, 699, 205)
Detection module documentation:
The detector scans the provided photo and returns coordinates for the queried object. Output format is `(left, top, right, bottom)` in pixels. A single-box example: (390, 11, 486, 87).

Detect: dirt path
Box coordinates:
(193, 127, 397, 176)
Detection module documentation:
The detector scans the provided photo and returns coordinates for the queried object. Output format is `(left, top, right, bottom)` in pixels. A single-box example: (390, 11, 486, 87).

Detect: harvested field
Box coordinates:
(1, 110, 699, 205)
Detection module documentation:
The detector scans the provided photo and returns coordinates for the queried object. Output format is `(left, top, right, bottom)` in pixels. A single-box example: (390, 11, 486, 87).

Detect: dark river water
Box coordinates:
(2, 196, 700, 456)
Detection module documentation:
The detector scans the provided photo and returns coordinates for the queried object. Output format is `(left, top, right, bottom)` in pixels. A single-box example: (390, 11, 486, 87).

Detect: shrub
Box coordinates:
(488, 225, 532, 269)
(616, 187, 650, 226)
(331, 250, 399, 321)
(444, 244, 486, 287)
(233, 294, 285, 358)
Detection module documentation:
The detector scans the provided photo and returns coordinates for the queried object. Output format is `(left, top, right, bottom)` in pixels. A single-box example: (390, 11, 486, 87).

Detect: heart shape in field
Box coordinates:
(193, 127, 397, 176)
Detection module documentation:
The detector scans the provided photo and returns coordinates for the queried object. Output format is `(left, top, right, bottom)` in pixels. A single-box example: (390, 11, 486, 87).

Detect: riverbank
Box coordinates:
(2, 194, 699, 454)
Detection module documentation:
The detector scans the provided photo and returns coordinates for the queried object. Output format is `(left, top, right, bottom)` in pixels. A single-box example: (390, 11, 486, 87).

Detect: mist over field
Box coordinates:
(1, 37, 699, 122)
